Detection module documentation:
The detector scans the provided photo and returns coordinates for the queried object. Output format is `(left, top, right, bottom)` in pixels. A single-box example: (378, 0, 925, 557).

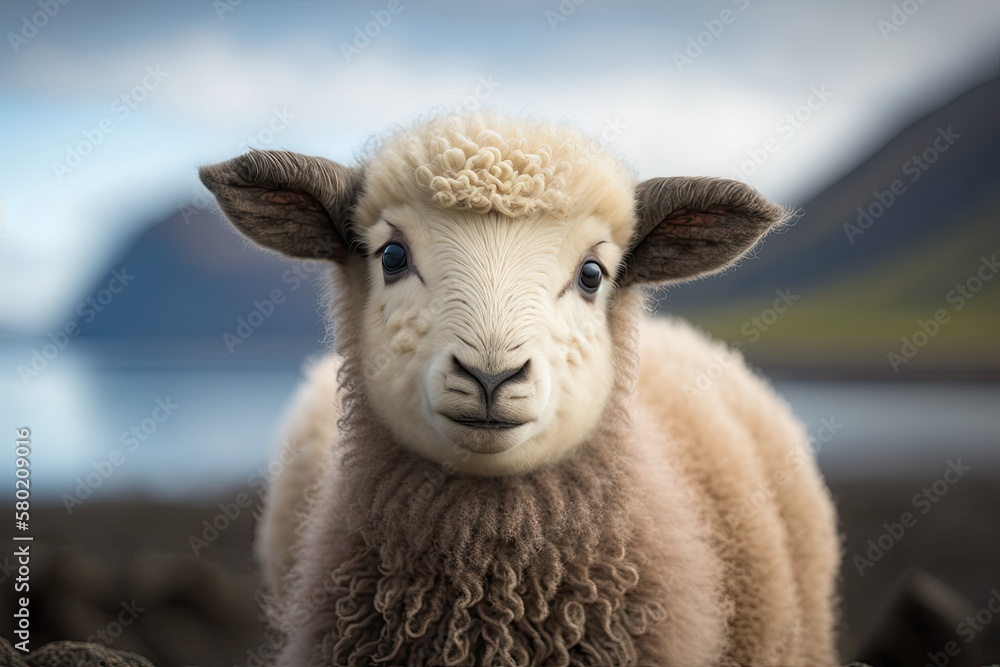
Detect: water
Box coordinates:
(777, 380, 999, 479)
(3, 343, 306, 503)
(3, 344, 998, 504)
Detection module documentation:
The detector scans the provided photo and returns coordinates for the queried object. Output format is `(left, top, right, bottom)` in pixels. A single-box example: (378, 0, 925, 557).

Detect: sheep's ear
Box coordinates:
(618, 177, 787, 286)
(198, 150, 363, 261)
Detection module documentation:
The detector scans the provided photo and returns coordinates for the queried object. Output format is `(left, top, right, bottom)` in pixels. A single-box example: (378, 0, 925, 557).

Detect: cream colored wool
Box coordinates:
(264, 315, 839, 666)
(199, 112, 841, 666)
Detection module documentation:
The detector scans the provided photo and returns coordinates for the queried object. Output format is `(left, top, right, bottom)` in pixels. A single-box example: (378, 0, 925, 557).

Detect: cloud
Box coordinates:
(1, 2, 998, 332)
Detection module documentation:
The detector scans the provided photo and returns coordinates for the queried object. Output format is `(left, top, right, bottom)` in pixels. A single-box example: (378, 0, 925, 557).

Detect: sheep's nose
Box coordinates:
(451, 356, 530, 407)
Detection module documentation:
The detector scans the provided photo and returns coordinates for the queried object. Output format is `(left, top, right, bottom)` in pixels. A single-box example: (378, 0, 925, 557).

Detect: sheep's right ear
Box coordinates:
(198, 150, 363, 261)
(619, 177, 787, 286)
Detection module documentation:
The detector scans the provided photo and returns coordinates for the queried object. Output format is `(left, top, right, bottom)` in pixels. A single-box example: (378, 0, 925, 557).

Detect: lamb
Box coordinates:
(199, 112, 841, 666)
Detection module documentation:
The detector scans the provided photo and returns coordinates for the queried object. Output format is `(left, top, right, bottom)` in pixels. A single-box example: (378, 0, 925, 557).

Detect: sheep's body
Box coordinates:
(261, 314, 838, 666)
(634, 317, 839, 663)
(199, 112, 840, 666)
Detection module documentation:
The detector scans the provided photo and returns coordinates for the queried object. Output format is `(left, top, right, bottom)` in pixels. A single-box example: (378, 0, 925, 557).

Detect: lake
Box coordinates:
(3, 343, 998, 505)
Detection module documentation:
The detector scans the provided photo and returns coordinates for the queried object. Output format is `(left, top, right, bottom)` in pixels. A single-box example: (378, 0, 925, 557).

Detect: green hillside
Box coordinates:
(664, 77, 1000, 378)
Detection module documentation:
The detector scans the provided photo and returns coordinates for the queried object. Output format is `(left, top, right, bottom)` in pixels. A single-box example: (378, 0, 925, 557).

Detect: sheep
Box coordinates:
(199, 112, 840, 667)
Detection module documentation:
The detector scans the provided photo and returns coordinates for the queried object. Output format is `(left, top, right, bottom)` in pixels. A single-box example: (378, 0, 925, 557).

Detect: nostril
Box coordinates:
(451, 355, 476, 384)
(507, 359, 530, 384)
(451, 356, 530, 406)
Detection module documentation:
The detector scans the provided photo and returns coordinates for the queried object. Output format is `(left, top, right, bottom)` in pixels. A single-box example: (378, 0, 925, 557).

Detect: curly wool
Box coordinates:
(316, 448, 658, 666)
(275, 282, 686, 667)
(273, 283, 838, 666)
(249, 114, 839, 666)
(356, 114, 637, 237)
(413, 131, 570, 216)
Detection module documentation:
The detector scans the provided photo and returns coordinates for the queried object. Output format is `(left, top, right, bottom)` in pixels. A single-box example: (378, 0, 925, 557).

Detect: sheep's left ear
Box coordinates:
(198, 150, 364, 262)
(618, 177, 787, 286)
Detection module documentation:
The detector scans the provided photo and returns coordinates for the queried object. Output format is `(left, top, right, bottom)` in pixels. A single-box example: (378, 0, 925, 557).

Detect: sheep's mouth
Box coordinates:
(444, 416, 527, 430)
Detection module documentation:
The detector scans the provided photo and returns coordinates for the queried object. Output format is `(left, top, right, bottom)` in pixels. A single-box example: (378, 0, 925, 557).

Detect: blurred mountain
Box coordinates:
(73, 202, 329, 360)
(61, 76, 1000, 375)
(664, 75, 1000, 378)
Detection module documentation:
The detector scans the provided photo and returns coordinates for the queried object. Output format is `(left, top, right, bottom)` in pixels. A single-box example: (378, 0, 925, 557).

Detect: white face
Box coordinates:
(358, 203, 624, 476)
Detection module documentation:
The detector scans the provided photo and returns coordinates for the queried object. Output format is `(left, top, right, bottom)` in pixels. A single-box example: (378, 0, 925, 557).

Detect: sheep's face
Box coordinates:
(358, 203, 624, 476)
(199, 121, 787, 478)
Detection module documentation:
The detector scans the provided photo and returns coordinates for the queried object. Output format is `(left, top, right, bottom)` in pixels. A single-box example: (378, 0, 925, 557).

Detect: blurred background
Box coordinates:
(1, 1, 998, 665)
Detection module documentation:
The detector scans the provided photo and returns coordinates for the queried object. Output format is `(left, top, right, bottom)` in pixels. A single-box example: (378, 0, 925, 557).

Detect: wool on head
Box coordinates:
(355, 113, 638, 248)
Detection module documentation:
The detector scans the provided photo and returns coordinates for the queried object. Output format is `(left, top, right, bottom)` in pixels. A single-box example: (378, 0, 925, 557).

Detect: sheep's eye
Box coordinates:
(577, 260, 603, 296)
(381, 243, 408, 279)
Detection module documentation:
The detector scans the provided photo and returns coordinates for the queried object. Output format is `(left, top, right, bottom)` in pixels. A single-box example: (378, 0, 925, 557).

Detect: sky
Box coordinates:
(2, 0, 999, 333)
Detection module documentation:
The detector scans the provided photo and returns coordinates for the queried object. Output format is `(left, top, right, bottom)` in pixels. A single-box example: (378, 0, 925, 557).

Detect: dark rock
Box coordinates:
(130, 550, 261, 631)
(25, 641, 156, 667)
(0, 636, 156, 667)
(852, 568, 982, 667)
(0, 635, 28, 667)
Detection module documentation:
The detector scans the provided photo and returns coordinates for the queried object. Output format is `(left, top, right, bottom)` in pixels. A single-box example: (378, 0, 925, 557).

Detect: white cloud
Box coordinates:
(2, 2, 998, 332)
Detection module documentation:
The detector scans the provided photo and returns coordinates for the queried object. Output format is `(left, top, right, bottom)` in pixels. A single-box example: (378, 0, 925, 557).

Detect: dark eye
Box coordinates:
(381, 243, 408, 280)
(577, 260, 603, 296)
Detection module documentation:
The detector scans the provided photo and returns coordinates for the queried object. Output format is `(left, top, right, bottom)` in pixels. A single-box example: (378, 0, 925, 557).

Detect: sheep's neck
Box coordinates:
(321, 285, 650, 664)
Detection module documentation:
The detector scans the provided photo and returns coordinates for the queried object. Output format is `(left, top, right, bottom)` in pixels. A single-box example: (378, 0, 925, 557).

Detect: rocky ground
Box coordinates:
(1, 473, 997, 667)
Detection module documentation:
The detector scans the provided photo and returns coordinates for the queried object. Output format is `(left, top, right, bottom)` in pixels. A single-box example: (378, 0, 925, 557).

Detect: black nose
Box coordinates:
(451, 356, 530, 407)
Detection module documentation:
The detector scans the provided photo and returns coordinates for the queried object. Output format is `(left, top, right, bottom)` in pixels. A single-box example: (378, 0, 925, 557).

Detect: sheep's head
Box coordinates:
(200, 114, 786, 476)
